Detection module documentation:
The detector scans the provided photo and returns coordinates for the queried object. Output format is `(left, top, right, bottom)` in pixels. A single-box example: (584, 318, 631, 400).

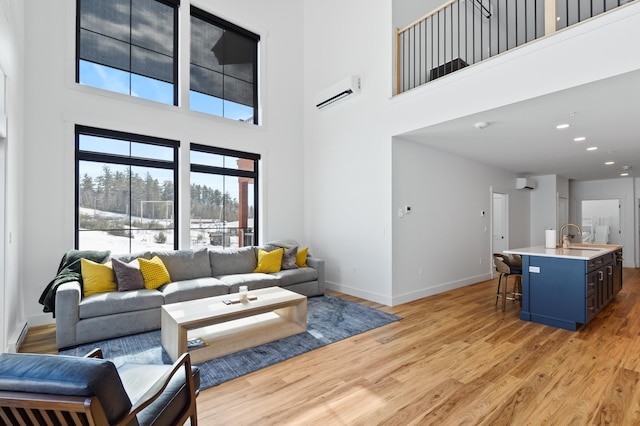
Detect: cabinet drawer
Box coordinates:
(587, 252, 615, 272)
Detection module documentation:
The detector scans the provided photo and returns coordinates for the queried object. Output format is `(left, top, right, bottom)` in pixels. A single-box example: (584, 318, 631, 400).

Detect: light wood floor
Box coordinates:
(21, 268, 640, 425)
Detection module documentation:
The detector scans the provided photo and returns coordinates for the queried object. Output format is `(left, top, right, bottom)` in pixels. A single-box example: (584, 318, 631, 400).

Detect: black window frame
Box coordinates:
(190, 6, 260, 124)
(75, 0, 180, 105)
(190, 144, 260, 247)
(75, 125, 180, 252)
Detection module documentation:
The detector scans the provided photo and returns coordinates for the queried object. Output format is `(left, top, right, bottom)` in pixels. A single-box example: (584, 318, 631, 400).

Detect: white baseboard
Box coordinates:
(7, 321, 28, 353)
(325, 272, 493, 307)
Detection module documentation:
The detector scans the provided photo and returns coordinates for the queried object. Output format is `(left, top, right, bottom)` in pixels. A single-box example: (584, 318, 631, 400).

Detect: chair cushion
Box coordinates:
(0, 353, 131, 425)
(118, 363, 200, 426)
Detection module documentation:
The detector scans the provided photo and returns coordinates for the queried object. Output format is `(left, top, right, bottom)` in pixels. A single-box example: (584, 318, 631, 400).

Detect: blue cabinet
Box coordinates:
(520, 250, 622, 330)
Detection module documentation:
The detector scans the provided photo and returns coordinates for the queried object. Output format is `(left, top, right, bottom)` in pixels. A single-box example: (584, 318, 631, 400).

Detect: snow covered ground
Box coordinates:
(78, 207, 242, 253)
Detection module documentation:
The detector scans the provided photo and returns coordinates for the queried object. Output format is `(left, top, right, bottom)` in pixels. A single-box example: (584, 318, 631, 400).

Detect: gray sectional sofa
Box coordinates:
(55, 242, 324, 349)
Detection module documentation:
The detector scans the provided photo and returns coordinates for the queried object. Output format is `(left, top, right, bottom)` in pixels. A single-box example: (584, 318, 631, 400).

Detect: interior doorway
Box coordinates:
(492, 192, 508, 255)
(581, 199, 621, 245)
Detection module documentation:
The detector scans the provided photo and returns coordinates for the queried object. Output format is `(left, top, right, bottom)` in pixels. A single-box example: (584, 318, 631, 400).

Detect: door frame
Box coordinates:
(490, 187, 509, 278)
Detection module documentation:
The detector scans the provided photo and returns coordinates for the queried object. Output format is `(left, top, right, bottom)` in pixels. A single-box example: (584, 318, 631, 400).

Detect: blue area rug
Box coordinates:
(60, 295, 400, 390)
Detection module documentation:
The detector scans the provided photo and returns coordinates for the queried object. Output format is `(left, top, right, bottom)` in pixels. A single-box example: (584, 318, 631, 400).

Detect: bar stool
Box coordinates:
(493, 253, 522, 312)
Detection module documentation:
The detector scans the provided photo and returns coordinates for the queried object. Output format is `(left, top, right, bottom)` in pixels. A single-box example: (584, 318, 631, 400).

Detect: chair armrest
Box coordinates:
(84, 348, 104, 359)
(115, 352, 198, 426)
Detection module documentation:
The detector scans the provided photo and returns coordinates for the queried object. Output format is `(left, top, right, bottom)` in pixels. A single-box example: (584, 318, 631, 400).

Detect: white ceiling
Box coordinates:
(398, 69, 640, 182)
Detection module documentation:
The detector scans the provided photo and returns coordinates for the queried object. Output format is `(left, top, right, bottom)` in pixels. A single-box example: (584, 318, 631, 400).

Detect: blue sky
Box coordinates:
(79, 61, 253, 121)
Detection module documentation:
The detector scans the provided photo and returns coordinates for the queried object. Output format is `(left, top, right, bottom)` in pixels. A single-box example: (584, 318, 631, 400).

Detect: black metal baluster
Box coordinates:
(465, 0, 468, 63)
(419, 20, 423, 86)
(451, 4, 454, 69)
(430, 15, 434, 82)
(488, 0, 492, 58)
(458, 1, 461, 66)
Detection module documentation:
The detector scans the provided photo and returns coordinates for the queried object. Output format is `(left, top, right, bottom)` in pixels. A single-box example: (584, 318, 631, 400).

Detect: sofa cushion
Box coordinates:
(281, 246, 298, 270)
(216, 273, 280, 292)
(271, 267, 318, 287)
(111, 258, 145, 292)
(80, 259, 117, 297)
(80, 289, 164, 319)
(152, 248, 211, 281)
(209, 247, 257, 276)
(111, 251, 152, 264)
(253, 248, 284, 273)
(296, 247, 309, 267)
(159, 277, 230, 304)
(139, 256, 172, 289)
(0, 353, 131, 425)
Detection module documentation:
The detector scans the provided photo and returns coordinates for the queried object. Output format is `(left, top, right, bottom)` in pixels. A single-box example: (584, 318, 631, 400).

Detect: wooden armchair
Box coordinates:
(0, 348, 199, 425)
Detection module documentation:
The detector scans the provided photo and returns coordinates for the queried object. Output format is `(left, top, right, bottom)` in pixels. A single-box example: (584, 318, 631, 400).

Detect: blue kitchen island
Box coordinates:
(504, 245, 623, 331)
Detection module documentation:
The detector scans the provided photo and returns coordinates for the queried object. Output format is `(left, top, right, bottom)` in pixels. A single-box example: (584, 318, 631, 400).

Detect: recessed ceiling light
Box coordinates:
(556, 124, 570, 129)
(587, 146, 598, 151)
(621, 173, 629, 176)
(605, 161, 615, 165)
(574, 137, 586, 142)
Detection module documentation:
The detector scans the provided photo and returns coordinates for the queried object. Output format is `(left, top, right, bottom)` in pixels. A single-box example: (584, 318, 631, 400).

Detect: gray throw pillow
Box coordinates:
(281, 246, 299, 270)
(112, 258, 145, 291)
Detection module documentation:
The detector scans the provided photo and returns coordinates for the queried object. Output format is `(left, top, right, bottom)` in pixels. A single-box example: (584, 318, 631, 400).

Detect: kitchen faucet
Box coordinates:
(559, 223, 582, 247)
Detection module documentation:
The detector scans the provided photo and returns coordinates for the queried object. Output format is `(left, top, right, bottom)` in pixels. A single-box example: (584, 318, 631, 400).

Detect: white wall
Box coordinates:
(0, 0, 25, 351)
(570, 178, 636, 268)
(529, 174, 569, 246)
(303, 0, 640, 305)
(393, 0, 443, 29)
(22, 0, 304, 326)
(392, 139, 530, 304)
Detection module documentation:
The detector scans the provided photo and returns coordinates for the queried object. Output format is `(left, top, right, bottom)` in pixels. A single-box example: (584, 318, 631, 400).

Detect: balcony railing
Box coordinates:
(396, 0, 636, 94)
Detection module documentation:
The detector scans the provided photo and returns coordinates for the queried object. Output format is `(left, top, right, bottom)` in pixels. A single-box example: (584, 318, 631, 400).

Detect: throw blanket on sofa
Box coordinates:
(38, 250, 110, 316)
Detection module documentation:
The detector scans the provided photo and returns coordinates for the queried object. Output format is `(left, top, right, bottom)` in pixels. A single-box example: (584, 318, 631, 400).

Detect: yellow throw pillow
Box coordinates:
(254, 248, 284, 273)
(81, 258, 116, 297)
(296, 247, 309, 267)
(138, 256, 172, 289)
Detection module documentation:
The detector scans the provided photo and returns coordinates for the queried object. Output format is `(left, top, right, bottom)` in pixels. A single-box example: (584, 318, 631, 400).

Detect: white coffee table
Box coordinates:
(161, 287, 307, 364)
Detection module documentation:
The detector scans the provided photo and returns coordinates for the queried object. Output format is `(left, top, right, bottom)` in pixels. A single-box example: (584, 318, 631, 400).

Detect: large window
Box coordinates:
(190, 7, 259, 123)
(190, 145, 259, 249)
(76, 0, 179, 105)
(76, 126, 179, 253)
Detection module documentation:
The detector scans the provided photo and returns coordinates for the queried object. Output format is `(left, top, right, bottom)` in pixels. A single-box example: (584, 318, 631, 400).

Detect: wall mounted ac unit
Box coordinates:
(516, 177, 536, 190)
(315, 75, 361, 110)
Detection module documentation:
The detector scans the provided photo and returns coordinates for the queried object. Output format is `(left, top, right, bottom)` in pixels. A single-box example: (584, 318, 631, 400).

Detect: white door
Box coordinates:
(492, 193, 508, 253)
